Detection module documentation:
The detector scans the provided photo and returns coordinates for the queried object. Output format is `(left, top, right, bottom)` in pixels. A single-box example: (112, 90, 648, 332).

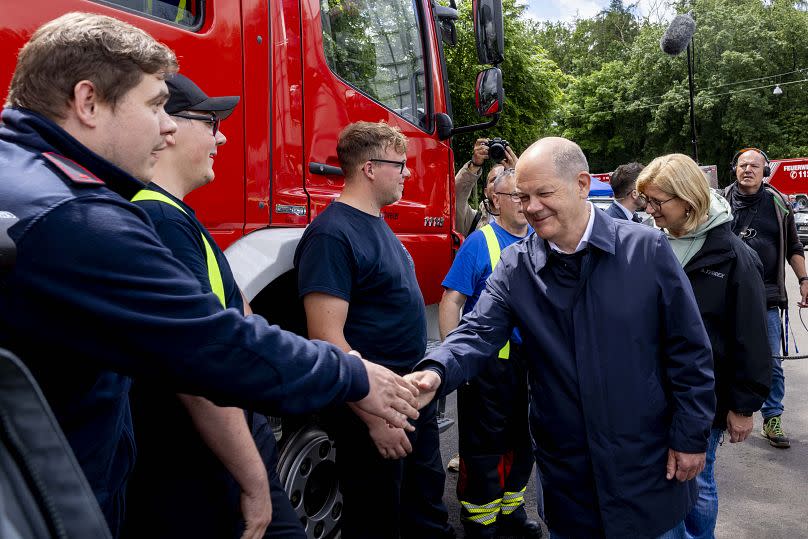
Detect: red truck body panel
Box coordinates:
(1, 0, 457, 305)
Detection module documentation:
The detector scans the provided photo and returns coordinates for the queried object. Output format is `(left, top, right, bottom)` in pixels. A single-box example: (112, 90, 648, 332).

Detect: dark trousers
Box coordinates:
(323, 399, 452, 539)
(457, 345, 534, 528)
(122, 409, 304, 539)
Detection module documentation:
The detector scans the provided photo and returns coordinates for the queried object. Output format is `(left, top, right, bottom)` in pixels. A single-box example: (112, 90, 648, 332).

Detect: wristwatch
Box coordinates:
(799, 276, 808, 284)
(734, 411, 753, 417)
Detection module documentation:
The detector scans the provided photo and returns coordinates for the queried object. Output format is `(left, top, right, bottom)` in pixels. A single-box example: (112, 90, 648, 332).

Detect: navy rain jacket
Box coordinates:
(421, 210, 715, 538)
(0, 108, 369, 535)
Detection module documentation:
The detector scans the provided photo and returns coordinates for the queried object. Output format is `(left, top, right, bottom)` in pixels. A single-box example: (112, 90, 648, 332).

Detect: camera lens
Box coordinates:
(488, 141, 505, 161)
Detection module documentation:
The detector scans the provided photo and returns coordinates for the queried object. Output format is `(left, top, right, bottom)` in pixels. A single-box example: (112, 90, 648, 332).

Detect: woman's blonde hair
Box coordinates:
(636, 153, 711, 234)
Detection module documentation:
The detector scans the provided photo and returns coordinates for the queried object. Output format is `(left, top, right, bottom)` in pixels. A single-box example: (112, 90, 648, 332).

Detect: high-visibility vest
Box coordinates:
(479, 224, 510, 359)
(145, 0, 188, 23)
(131, 189, 226, 308)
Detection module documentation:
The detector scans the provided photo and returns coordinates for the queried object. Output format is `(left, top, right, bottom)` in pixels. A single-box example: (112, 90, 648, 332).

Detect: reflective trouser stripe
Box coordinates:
(480, 225, 509, 359)
(460, 498, 502, 526)
(500, 487, 526, 515)
(131, 189, 226, 308)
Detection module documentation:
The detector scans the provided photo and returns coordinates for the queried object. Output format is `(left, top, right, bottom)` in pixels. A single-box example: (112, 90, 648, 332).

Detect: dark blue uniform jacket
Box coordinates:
(0, 108, 369, 535)
(421, 210, 715, 538)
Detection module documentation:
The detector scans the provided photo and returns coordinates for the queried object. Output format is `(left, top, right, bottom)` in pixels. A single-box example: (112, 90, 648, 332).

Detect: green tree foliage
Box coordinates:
(443, 0, 565, 173)
(544, 0, 808, 184)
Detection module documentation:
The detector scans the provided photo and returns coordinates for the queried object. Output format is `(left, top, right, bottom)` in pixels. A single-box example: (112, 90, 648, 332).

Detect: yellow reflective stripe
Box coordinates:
(461, 497, 502, 526)
(500, 487, 526, 514)
(480, 225, 509, 359)
(174, 0, 187, 23)
(131, 189, 226, 308)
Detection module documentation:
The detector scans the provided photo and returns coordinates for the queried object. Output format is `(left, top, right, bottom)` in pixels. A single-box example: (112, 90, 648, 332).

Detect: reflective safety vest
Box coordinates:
(479, 224, 510, 359)
(131, 189, 226, 308)
(146, 0, 189, 24)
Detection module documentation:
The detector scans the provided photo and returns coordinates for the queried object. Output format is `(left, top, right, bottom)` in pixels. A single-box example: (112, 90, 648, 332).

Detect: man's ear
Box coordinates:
(577, 171, 591, 199)
(70, 80, 101, 128)
(361, 160, 374, 180)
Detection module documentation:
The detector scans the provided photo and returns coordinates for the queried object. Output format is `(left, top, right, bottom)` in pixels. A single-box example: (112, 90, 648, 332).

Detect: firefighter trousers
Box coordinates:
(457, 344, 534, 529)
(323, 398, 453, 539)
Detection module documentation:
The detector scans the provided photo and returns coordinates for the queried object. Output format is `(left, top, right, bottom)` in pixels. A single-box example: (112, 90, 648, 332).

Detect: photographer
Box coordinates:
(455, 138, 518, 236)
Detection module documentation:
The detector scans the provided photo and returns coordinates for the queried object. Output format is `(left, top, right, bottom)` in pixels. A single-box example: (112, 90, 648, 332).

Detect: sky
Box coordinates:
(522, 0, 671, 23)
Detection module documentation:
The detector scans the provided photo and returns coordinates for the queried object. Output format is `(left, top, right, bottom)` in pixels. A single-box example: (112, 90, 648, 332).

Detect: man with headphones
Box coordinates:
(723, 148, 808, 449)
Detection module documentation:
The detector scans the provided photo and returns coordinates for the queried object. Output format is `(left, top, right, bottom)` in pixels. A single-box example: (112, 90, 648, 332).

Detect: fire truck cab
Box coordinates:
(1, 0, 505, 536)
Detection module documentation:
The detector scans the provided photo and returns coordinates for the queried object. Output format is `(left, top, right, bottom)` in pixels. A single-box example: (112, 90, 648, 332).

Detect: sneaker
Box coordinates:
(447, 453, 460, 472)
(762, 415, 790, 448)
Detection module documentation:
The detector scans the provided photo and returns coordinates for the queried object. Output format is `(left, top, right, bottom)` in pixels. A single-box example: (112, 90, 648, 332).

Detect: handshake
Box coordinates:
(354, 353, 444, 429)
(351, 354, 444, 460)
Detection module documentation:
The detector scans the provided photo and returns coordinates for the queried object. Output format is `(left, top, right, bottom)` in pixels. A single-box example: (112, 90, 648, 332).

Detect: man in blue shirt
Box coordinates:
(124, 75, 305, 538)
(0, 14, 418, 536)
(295, 121, 453, 539)
(440, 168, 540, 539)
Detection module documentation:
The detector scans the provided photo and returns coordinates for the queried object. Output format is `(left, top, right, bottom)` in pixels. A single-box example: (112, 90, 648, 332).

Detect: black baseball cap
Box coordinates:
(165, 74, 240, 120)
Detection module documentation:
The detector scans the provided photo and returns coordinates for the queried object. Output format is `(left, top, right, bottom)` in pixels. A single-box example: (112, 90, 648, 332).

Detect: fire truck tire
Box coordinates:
(277, 425, 342, 539)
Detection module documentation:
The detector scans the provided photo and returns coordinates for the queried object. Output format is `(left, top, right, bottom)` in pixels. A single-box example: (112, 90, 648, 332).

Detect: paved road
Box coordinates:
(437, 272, 808, 538)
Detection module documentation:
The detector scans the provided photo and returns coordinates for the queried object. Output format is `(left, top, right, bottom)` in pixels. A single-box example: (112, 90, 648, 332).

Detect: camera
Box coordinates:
(486, 137, 509, 162)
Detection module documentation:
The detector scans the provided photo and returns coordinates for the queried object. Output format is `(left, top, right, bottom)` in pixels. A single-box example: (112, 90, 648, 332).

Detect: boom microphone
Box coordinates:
(660, 14, 696, 56)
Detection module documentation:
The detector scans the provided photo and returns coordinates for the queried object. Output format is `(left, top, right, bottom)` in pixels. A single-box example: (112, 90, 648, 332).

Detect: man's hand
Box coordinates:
(798, 280, 808, 307)
(726, 411, 753, 443)
(471, 138, 489, 166)
(502, 145, 518, 169)
(353, 358, 419, 431)
(665, 449, 706, 481)
(368, 419, 413, 459)
(240, 481, 272, 539)
(403, 370, 442, 410)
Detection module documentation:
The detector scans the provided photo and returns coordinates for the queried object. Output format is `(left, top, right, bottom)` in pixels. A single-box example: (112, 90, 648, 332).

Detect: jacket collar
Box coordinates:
(684, 222, 736, 272)
(527, 202, 616, 270)
(0, 107, 146, 201)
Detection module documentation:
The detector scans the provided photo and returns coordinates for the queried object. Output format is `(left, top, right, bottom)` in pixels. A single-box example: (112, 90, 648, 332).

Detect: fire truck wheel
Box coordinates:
(277, 425, 342, 539)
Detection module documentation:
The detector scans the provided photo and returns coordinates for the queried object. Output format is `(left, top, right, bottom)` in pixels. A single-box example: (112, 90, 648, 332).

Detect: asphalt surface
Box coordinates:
(437, 272, 808, 538)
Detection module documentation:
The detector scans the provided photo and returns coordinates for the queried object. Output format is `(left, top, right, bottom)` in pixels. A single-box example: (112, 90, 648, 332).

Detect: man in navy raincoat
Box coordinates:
(410, 137, 715, 539)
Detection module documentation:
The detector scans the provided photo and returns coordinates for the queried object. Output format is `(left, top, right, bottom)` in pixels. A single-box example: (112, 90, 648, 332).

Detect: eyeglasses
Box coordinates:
(494, 191, 522, 203)
(369, 158, 407, 174)
(171, 112, 220, 136)
(645, 195, 677, 211)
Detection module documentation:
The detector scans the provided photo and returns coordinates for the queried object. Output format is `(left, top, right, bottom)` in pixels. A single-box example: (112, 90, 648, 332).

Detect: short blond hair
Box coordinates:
(337, 121, 408, 177)
(6, 12, 177, 120)
(636, 153, 711, 234)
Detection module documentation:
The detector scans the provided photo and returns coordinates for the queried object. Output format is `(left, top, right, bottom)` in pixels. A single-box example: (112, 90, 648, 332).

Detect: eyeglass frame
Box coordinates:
(644, 194, 677, 211)
(369, 158, 407, 174)
(494, 191, 522, 203)
(171, 112, 220, 136)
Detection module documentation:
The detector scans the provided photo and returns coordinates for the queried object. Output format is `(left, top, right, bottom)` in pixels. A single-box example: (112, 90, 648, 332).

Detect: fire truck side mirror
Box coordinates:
(475, 67, 503, 117)
(433, 3, 458, 46)
(473, 0, 504, 66)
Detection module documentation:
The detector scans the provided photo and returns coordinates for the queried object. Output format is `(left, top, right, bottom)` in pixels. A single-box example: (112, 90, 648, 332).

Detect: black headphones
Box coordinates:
(731, 147, 771, 178)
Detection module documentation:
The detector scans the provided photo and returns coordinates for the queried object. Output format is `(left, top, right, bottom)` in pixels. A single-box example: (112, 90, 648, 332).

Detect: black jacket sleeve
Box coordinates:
(727, 242, 772, 413)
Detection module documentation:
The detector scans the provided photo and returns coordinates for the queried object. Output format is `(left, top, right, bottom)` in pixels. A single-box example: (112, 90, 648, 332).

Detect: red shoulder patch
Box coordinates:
(42, 152, 105, 186)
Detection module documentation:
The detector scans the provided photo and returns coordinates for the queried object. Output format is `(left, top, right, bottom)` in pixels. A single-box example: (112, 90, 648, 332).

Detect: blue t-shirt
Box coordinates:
(294, 201, 427, 372)
(442, 221, 531, 343)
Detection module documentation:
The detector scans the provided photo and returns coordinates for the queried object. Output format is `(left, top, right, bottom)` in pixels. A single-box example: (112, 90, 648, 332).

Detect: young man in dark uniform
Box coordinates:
(123, 75, 304, 538)
(295, 121, 453, 539)
(0, 14, 419, 536)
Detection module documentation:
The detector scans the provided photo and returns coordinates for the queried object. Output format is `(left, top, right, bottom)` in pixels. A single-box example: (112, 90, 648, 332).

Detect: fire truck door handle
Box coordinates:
(309, 162, 344, 176)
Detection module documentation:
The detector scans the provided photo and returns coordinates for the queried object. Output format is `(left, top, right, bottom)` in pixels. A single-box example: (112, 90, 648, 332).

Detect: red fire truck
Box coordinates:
(1, 1, 505, 536)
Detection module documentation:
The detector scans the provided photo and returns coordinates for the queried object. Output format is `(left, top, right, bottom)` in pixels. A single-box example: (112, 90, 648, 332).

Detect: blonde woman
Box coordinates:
(637, 154, 771, 539)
